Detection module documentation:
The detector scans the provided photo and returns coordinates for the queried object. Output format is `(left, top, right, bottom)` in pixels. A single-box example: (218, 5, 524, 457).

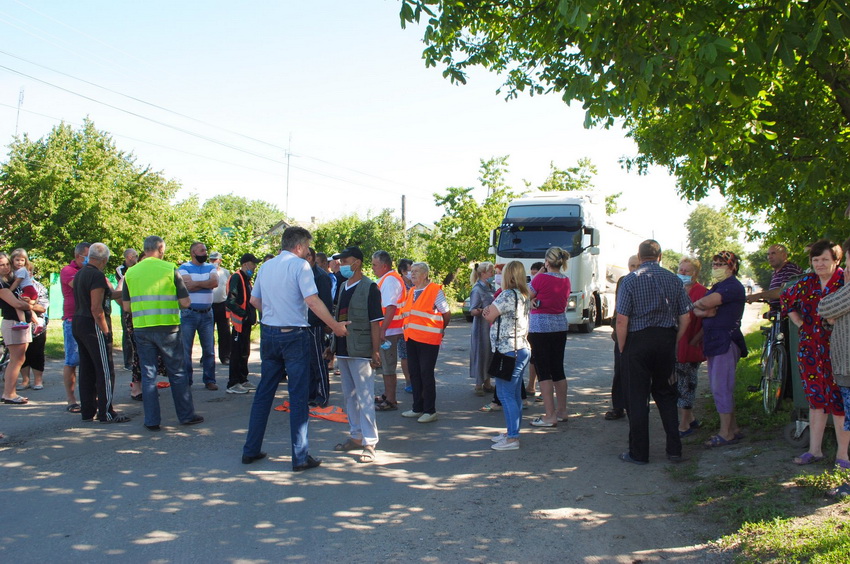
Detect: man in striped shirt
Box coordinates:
(179, 242, 219, 390)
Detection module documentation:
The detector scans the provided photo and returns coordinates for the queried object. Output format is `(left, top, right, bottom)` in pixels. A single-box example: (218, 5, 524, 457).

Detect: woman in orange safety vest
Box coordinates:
(400, 262, 451, 423)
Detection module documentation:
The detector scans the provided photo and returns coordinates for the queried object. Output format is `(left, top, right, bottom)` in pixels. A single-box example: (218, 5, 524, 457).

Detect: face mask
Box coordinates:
(340, 265, 355, 279)
(711, 267, 730, 282)
(195, 254, 208, 263)
(245, 270, 254, 277)
(494, 274, 502, 286)
(487, 276, 495, 284)
(83, 256, 89, 265)
(677, 274, 692, 285)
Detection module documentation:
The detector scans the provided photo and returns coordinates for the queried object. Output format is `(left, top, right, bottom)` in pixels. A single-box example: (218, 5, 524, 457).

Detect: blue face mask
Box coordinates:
(245, 270, 254, 277)
(677, 273, 692, 284)
(340, 265, 355, 279)
(83, 255, 89, 266)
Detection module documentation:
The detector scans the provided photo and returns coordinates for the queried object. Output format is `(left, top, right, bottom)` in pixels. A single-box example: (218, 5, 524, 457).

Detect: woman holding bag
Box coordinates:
(483, 261, 531, 451)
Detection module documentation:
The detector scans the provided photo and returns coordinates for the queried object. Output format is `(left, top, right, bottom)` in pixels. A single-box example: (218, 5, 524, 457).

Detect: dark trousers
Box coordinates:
(307, 325, 330, 406)
(227, 322, 253, 388)
(213, 302, 231, 363)
(623, 327, 681, 462)
(120, 309, 132, 369)
(407, 339, 439, 414)
(73, 318, 117, 421)
(612, 342, 626, 412)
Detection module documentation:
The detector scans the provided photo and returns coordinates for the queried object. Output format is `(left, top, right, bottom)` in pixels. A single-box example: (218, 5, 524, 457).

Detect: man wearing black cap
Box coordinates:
(225, 253, 258, 394)
(329, 246, 384, 463)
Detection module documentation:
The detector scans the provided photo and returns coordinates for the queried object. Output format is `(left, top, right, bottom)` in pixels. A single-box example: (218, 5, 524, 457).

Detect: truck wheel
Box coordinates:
(578, 295, 597, 334)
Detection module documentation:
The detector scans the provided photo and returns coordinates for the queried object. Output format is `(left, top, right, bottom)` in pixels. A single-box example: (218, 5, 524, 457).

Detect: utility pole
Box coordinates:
(14, 87, 24, 136)
(401, 195, 407, 253)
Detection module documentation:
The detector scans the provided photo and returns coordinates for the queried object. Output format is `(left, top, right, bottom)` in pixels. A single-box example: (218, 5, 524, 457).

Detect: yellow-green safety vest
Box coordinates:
(125, 258, 181, 328)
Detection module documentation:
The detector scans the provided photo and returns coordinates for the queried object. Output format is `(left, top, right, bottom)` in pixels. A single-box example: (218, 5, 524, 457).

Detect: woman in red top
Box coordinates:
(675, 257, 707, 436)
(781, 239, 849, 467)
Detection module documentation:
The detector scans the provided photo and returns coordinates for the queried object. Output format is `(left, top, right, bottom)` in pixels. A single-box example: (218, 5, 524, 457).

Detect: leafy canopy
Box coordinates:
(400, 1, 850, 248)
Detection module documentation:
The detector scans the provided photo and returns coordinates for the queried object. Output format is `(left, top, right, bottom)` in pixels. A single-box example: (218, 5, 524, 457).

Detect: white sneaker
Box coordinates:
(491, 438, 520, 451)
(226, 384, 248, 394)
(417, 412, 438, 423)
(402, 410, 423, 418)
(241, 381, 256, 391)
(491, 432, 507, 443)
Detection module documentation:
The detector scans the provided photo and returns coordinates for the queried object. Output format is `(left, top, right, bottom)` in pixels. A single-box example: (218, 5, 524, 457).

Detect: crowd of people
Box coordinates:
(3, 230, 850, 495)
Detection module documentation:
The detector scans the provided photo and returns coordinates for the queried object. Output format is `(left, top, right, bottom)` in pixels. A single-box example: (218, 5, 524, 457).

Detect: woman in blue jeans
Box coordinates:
(483, 261, 531, 451)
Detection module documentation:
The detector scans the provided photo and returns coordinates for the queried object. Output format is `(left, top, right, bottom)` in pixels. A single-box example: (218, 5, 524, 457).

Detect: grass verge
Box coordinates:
(669, 329, 850, 559)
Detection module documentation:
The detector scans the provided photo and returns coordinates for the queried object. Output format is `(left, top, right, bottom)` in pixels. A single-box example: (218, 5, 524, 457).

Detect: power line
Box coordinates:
(0, 49, 288, 152)
(0, 62, 287, 165)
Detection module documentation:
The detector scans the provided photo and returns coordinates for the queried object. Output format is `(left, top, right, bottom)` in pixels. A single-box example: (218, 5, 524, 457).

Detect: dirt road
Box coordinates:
(1, 315, 746, 563)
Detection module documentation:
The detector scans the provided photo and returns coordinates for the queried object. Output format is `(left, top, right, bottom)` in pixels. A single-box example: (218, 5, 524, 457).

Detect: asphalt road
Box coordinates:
(1, 315, 748, 563)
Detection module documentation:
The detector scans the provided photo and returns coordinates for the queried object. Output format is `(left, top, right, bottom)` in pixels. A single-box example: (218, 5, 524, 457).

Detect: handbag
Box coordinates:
(487, 290, 519, 382)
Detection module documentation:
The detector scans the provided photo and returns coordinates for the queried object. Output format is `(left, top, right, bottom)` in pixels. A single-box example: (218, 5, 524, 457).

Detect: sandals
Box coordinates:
(478, 403, 502, 412)
(704, 434, 740, 448)
(793, 452, 825, 465)
(102, 415, 131, 423)
(376, 399, 398, 411)
(334, 438, 362, 452)
(66, 403, 81, 413)
(827, 483, 850, 498)
(357, 445, 376, 464)
(3, 396, 29, 405)
(530, 417, 557, 427)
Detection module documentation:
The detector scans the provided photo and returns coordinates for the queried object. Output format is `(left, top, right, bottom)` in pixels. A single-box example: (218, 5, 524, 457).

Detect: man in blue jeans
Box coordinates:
(123, 236, 203, 430)
(178, 242, 219, 390)
(241, 226, 348, 471)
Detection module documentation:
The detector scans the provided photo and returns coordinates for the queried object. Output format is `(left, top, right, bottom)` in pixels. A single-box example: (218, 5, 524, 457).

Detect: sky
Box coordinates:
(0, 0, 726, 254)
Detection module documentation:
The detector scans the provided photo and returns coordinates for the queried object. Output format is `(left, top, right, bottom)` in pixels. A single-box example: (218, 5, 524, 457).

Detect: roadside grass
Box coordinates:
(668, 328, 850, 559)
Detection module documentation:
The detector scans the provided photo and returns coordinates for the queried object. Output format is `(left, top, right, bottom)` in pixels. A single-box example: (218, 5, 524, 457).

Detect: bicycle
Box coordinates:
(756, 309, 791, 414)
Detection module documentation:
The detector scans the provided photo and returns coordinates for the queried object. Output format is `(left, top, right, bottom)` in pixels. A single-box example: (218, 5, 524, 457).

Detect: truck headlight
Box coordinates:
(567, 297, 577, 311)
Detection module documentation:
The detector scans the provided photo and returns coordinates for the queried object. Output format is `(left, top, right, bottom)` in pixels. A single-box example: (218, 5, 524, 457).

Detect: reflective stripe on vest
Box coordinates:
(125, 258, 180, 328)
(225, 272, 248, 333)
(402, 283, 443, 345)
(377, 271, 407, 330)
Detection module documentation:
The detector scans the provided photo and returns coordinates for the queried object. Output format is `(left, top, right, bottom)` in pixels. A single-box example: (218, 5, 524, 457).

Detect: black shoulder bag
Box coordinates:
(487, 290, 519, 381)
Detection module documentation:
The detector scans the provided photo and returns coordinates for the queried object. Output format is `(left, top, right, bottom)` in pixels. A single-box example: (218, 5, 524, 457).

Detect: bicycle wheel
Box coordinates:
(763, 345, 788, 414)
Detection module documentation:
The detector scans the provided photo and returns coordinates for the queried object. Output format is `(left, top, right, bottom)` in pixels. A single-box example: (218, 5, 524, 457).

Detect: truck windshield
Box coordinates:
(496, 225, 583, 258)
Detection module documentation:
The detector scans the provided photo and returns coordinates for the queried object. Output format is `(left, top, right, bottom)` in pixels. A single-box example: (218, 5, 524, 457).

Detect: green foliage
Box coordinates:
(747, 247, 776, 289)
(0, 119, 182, 277)
(400, 0, 850, 249)
(0, 119, 287, 276)
(312, 209, 408, 269)
(661, 249, 684, 273)
(685, 205, 744, 284)
(426, 157, 517, 296)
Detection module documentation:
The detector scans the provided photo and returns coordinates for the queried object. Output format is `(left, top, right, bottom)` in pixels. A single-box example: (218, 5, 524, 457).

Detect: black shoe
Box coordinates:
(242, 452, 267, 465)
(145, 424, 161, 431)
(180, 415, 204, 426)
(221, 359, 230, 365)
(667, 454, 684, 463)
(293, 455, 322, 472)
(619, 451, 648, 465)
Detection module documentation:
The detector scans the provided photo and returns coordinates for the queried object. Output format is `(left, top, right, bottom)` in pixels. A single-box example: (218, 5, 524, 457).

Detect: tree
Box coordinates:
(661, 249, 684, 274)
(400, 1, 850, 245)
(427, 156, 517, 300)
(533, 158, 624, 216)
(0, 119, 182, 276)
(685, 205, 745, 284)
(747, 247, 775, 289)
(312, 209, 408, 267)
(198, 195, 285, 270)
